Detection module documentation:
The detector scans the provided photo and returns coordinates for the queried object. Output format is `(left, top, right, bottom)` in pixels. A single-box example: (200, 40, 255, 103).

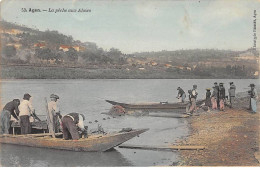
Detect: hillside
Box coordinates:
(0, 20, 259, 79)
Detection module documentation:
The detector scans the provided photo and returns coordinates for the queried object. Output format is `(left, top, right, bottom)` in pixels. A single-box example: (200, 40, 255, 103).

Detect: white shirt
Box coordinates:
(77, 115, 85, 130)
(19, 100, 34, 116)
(192, 89, 197, 96)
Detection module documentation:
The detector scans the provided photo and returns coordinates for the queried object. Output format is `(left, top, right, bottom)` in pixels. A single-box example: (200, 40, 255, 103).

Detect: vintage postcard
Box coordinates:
(0, 0, 259, 167)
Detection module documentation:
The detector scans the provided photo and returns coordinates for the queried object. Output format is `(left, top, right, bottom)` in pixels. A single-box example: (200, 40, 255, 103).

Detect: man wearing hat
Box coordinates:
(249, 84, 258, 113)
(228, 82, 236, 108)
(19, 93, 35, 134)
(214, 82, 220, 108)
(176, 87, 186, 103)
(187, 85, 198, 114)
(211, 86, 218, 110)
(48, 94, 62, 133)
(205, 88, 211, 108)
(219, 83, 226, 111)
(0, 99, 20, 134)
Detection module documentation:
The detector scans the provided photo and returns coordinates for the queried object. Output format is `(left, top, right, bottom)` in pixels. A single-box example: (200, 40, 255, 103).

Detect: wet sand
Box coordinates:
(177, 95, 259, 166)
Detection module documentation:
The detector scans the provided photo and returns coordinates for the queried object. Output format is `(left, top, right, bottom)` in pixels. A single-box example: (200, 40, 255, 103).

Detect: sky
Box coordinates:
(1, 0, 260, 53)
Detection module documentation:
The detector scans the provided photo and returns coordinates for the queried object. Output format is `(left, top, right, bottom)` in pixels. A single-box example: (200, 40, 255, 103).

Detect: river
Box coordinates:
(0, 79, 258, 166)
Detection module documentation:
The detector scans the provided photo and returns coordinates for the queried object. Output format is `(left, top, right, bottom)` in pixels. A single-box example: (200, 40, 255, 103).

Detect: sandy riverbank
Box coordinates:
(177, 94, 259, 166)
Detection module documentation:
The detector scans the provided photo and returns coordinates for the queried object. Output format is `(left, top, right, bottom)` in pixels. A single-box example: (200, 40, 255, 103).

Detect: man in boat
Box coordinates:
(18, 93, 35, 134)
(248, 83, 258, 113)
(219, 83, 226, 111)
(48, 94, 62, 133)
(0, 99, 20, 134)
(187, 85, 198, 115)
(176, 87, 186, 103)
(214, 82, 220, 108)
(62, 113, 88, 140)
(228, 82, 236, 108)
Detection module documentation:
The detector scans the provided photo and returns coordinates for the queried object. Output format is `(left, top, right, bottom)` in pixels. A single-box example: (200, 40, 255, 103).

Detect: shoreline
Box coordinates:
(177, 94, 259, 166)
(1, 65, 257, 79)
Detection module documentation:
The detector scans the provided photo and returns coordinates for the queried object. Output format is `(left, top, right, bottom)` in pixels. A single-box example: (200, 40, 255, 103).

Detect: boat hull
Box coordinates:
(0, 129, 148, 152)
(106, 100, 205, 110)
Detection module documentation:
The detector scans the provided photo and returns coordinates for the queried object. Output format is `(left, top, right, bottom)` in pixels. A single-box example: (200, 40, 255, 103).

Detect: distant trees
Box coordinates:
(107, 48, 126, 64)
(66, 48, 78, 62)
(35, 48, 54, 60)
(225, 65, 248, 76)
(2, 45, 17, 58)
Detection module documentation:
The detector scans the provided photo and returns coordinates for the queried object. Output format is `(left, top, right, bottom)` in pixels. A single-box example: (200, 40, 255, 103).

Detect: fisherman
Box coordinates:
(187, 85, 198, 115)
(248, 84, 258, 113)
(228, 82, 236, 108)
(0, 99, 20, 134)
(219, 83, 226, 111)
(214, 82, 220, 108)
(205, 88, 211, 109)
(18, 93, 35, 134)
(211, 86, 218, 110)
(176, 87, 186, 103)
(61, 113, 88, 140)
(48, 94, 62, 133)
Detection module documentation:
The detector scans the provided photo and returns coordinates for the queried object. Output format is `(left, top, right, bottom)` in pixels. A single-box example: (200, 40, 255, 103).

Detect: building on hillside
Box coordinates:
(59, 45, 85, 52)
(164, 64, 172, 68)
(6, 43, 22, 49)
(1, 29, 23, 35)
(59, 45, 71, 52)
(173, 66, 184, 69)
(34, 43, 46, 48)
(72, 45, 86, 52)
(186, 67, 192, 71)
(150, 61, 158, 66)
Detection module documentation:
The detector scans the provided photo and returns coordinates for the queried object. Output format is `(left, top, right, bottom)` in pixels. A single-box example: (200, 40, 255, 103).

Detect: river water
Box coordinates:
(0, 79, 258, 166)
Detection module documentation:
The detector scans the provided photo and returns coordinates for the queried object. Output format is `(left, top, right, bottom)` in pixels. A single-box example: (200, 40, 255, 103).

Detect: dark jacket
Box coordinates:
(214, 85, 219, 98)
(228, 84, 236, 97)
(65, 113, 80, 124)
(3, 101, 20, 120)
(211, 89, 218, 98)
(206, 91, 211, 99)
(219, 87, 226, 99)
(178, 88, 185, 97)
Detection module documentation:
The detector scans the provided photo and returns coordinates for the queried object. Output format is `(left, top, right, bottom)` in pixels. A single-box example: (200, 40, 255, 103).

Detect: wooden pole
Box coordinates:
(119, 144, 205, 151)
(148, 114, 190, 118)
(45, 97, 55, 138)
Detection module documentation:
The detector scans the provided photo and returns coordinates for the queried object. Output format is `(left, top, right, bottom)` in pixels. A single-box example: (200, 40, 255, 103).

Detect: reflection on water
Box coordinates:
(0, 144, 132, 167)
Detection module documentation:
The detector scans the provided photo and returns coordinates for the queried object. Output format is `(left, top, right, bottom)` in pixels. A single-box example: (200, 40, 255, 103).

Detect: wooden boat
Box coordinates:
(106, 100, 205, 110)
(0, 128, 148, 152)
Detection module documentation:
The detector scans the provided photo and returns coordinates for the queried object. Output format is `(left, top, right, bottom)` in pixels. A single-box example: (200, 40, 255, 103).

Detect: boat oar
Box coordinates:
(32, 111, 41, 121)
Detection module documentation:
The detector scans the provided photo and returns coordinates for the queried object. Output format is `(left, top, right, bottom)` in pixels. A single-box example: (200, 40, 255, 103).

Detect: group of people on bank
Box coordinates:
(177, 82, 258, 114)
(0, 93, 87, 140)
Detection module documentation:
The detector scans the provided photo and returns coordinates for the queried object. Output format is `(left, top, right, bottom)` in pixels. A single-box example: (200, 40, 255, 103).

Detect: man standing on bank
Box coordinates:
(228, 82, 236, 108)
(0, 99, 20, 134)
(62, 113, 87, 140)
(219, 83, 226, 111)
(214, 82, 220, 108)
(48, 94, 62, 133)
(187, 85, 198, 115)
(19, 93, 35, 134)
(249, 84, 258, 113)
(176, 87, 186, 103)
